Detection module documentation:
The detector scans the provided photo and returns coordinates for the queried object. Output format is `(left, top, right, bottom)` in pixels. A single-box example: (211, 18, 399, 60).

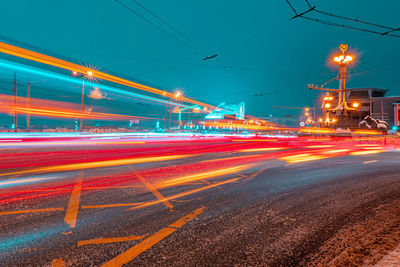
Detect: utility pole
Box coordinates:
(13, 73, 17, 131)
(27, 81, 30, 131)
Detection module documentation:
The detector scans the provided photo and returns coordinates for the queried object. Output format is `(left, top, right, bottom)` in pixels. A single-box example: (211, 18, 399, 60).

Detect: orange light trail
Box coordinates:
(0, 154, 190, 177)
(350, 150, 383, 156)
(280, 153, 327, 164)
(0, 41, 214, 109)
(155, 165, 251, 189)
(0, 94, 147, 121)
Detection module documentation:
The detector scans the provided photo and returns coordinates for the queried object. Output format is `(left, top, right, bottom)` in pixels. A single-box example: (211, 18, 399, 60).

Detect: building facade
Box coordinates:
(324, 88, 400, 129)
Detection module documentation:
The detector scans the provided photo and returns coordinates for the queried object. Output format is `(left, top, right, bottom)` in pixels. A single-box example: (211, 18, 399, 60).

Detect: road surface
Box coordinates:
(0, 134, 399, 266)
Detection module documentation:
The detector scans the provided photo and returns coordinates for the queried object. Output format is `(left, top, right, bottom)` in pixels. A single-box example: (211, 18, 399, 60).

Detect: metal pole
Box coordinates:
(178, 108, 182, 129)
(14, 73, 17, 131)
(80, 79, 85, 131)
(164, 102, 167, 131)
(27, 81, 30, 131)
(168, 103, 171, 131)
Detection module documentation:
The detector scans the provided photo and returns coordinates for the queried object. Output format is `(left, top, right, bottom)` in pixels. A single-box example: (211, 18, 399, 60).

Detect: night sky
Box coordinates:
(0, 0, 399, 124)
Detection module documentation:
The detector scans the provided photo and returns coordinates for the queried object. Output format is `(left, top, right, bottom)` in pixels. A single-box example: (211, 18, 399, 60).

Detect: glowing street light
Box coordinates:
(175, 91, 182, 98)
(308, 43, 358, 128)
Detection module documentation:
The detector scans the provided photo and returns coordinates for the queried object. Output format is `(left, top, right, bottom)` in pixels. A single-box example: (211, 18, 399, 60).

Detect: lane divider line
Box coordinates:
(64, 173, 83, 228)
(50, 258, 66, 267)
(101, 206, 205, 267)
(128, 166, 174, 211)
(78, 234, 148, 246)
(242, 167, 267, 183)
(129, 178, 240, 211)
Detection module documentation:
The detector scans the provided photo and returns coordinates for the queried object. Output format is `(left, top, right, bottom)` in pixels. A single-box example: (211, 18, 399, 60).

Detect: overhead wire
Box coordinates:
(130, 0, 193, 42)
(285, 0, 400, 38)
(114, 0, 192, 49)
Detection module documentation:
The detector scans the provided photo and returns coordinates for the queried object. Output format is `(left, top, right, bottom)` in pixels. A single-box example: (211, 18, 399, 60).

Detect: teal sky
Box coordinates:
(0, 0, 399, 122)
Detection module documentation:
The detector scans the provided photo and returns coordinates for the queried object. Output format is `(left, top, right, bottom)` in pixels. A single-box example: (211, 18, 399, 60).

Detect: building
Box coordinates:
(324, 88, 400, 129)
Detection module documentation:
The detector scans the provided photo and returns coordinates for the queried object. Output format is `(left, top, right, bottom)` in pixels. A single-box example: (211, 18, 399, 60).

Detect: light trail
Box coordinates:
(0, 154, 190, 177)
(0, 41, 215, 109)
(0, 94, 153, 120)
(0, 175, 59, 189)
(129, 178, 240, 211)
(155, 165, 251, 189)
(0, 59, 186, 108)
(350, 150, 383, 156)
(239, 147, 286, 153)
(280, 153, 328, 164)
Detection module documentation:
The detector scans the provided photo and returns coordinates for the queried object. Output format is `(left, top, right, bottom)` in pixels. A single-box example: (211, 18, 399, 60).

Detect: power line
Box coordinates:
(285, 0, 400, 38)
(301, 16, 389, 36)
(313, 9, 395, 30)
(221, 18, 291, 55)
(114, 0, 192, 49)
(285, 0, 297, 15)
(130, 0, 193, 42)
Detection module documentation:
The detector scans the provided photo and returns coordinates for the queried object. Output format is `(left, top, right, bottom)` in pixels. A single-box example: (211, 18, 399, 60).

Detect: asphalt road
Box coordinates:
(1, 135, 400, 266)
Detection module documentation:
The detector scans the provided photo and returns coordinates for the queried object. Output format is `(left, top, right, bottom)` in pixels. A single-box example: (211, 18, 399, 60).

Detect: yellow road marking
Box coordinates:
(101, 207, 205, 267)
(129, 167, 174, 211)
(50, 258, 66, 267)
(242, 167, 267, 183)
(83, 178, 240, 211)
(64, 174, 83, 228)
(0, 154, 189, 177)
(62, 231, 72, 235)
(78, 234, 148, 246)
(0, 207, 64, 215)
(130, 178, 240, 211)
(81, 202, 143, 209)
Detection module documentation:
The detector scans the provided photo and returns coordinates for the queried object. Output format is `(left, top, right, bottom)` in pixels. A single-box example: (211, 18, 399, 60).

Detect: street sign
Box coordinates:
(299, 121, 305, 127)
(299, 115, 306, 122)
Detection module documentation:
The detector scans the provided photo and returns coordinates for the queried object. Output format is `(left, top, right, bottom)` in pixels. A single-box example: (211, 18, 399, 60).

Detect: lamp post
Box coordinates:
(333, 43, 354, 113)
(169, 90, 182, 131)
(308, 43, 357, 127)
(72, 70, 93, 131)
